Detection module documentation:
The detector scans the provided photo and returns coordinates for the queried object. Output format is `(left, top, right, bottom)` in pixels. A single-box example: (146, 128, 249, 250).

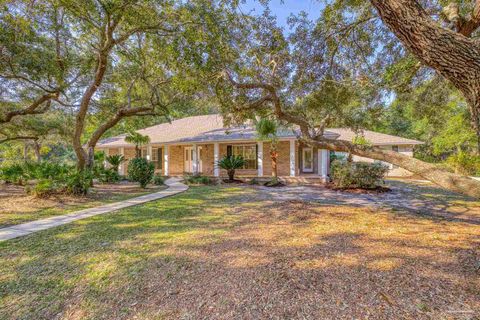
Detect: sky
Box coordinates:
(241, 0, 322, 32)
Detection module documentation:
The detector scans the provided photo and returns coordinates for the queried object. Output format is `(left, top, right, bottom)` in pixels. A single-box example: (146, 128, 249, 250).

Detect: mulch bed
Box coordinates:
(326, 183, 391, 194)
(222, 179, 244, 184)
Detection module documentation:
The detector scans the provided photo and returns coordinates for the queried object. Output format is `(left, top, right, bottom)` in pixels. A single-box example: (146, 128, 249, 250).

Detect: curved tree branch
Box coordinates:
(0, 93, 58, 125)
(225, 71, 480, 198)
(0, 136, 39, 144)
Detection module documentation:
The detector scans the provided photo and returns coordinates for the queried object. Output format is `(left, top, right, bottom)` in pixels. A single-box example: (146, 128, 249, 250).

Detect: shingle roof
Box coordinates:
(327, 128, 423, 146)
(97, 114, 423, 147)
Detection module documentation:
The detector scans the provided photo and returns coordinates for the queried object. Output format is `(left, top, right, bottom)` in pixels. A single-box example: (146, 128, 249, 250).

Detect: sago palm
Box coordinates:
(217, 155, 246, 181)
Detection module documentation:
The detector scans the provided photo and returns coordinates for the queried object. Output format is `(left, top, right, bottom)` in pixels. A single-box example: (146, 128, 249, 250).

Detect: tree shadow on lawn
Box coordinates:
(0, 186, 479, 319)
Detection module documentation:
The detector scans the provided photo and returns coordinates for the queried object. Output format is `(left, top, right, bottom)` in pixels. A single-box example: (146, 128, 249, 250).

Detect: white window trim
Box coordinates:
(231, 144, 257, 170)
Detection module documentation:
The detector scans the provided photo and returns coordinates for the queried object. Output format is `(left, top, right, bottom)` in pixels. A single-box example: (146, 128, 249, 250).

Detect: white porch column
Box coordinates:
(147, 145, 152, 161)
(318, 149, 329, 180)
(213, 143, 220, 177)
(163, 145, 169, 176)
(257, 141, 263, 177)
(192, 144, 198, 174)
(119, 147, 125, 175)
(289, 140, 296, 177)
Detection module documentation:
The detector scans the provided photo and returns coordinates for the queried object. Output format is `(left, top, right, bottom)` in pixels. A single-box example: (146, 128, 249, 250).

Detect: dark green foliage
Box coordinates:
(0, 163, 25, 184)
(217, 155, 246, 181)
(184, 175, 214, 185)
(97, 168, 120, 184)
(153, 174, 165, 185)
(106, 155, 125, 172)
(0, 161, 71, 185)
(331, 161, 388, 189)
(23, 161, 71, 181)
(128, 158, 154, 188)
(66, 170, 93, 196)
(31, 179, 59, 198)
(248, 178, 259, 185)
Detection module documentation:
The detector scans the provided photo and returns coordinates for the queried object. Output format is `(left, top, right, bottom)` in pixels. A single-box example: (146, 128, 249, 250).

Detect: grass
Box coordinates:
(0, 184, 479, 319)
(0, 183, 166, 228)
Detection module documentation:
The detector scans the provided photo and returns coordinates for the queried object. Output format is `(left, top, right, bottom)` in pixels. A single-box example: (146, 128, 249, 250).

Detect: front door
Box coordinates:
(302, 147, 313, 172)
(184, 146, 203, 173)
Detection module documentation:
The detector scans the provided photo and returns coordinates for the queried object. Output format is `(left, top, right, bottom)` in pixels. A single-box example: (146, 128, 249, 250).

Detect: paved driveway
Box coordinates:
(250, 179, 480, 226)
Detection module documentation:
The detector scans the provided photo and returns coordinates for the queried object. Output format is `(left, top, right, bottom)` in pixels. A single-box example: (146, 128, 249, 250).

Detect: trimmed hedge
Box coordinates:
(331, 161, 388, 189)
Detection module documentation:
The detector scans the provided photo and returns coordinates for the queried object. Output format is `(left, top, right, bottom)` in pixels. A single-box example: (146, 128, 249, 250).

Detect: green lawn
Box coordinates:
(0, 184, 166, 228)
(0, 185, 478, 319)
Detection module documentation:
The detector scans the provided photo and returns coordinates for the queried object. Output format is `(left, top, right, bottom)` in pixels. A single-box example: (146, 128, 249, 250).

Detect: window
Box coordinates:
(140, 148, 147, 159)
(151, 147, 163, 170)
(227, 144, 257, 169)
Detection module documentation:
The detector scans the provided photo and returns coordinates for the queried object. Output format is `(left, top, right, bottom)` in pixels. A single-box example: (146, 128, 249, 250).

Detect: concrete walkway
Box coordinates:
(0, 178, 188, 242)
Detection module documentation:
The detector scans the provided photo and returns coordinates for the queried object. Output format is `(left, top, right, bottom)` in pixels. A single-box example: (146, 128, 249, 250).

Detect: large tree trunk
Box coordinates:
(309, 137, 480, 198)
(72, 21, 115, 170)
(84, 106, 155, 168)
(369, 0, 480, 150)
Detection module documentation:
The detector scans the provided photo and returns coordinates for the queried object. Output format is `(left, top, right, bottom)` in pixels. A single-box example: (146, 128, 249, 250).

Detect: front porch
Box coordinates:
(110, 140, 330, 182)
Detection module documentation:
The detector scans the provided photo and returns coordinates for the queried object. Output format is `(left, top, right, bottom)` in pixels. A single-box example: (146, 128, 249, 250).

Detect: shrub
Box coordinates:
(331, 160, 388, 189)
(106, 154, 125, 172)
(66, 170, 93, 195)
(445, 151, 480, 176)
(184, 174, 214, 185)
(0, 163, 25, 184)
(153, 174, 165, 185)
(31, 179, 58, 198)
(248, 178, 259, 185)
(217, 155, 245, 181)
(0, 161, 72, 184)
(98, 168, 120, 183)
(25, 161, 71, 180)
(128, 158, 154, 188)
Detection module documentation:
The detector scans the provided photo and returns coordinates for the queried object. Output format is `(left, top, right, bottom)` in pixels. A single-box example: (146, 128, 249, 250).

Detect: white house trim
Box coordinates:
(319, 149, 329, 179)
(289, 140, 296, 177)
(214, 143, 220, 177)
(163, 145, 169, 176)
(257, 142, 263, 177)
(192, 143, 198, 174)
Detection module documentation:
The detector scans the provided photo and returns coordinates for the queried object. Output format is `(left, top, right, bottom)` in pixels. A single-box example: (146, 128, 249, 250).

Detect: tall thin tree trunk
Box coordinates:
(33, 141, 41, 162)
(23, 143, 28, 161)
(271, 150, 278, 178)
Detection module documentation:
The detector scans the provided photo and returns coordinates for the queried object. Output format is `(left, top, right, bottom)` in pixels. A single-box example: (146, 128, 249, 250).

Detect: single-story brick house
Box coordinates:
(97, 114, 423, 181)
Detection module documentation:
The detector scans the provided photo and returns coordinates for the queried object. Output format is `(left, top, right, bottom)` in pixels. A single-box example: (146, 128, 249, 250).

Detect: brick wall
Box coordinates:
(168, 145, 184, 175)
(107, 148, 119, 156)
(262, 141, 292, 176)
(199, 144, 215, 175)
